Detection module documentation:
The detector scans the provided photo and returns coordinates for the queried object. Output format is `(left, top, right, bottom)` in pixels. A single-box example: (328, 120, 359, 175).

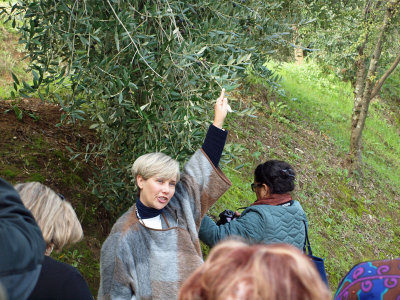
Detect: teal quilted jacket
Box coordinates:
(199, 200, 308, 250)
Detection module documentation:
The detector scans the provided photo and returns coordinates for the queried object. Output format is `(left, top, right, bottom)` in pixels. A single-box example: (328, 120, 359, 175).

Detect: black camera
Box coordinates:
(216, 209, 238, 225)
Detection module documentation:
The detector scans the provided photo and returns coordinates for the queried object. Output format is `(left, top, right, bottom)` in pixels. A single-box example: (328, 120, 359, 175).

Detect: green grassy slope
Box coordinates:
(0, 2, 31, 99)
(209, 61, 400, 291)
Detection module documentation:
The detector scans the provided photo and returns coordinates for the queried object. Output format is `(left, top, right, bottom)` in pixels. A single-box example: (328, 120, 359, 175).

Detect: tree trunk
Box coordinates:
(292, 25, 304, 65)
(348, 0, 399, 174)
(295, 47, 304, 65)
(348, 34, 368, 169)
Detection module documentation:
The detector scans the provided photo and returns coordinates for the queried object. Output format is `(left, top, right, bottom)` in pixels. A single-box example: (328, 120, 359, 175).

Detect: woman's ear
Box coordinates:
(262, 184, 271, 197)
(136, 175, 144, 189)
(45, 244, 54, 256)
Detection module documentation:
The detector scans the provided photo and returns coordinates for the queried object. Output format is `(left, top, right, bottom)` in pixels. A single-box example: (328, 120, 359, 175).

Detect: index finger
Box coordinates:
(218, 88, 225, 101)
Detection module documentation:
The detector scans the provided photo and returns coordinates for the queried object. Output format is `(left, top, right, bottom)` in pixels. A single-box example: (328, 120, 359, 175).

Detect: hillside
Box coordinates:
(1, 67, 400, 295)
(0, 98, 109, 295)
(1, 11, 400, 296)
(211, 63, 400, 290)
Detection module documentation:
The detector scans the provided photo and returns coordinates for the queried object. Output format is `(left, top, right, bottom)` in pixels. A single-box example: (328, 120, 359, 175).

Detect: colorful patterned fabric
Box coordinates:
(334, 258, 400, 300)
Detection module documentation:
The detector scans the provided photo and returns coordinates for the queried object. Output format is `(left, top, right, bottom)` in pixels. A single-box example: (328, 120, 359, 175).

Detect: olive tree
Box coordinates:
(279, 0, 400, 174)
(349, 0, 400, 173)
(2, 0, 289, 217)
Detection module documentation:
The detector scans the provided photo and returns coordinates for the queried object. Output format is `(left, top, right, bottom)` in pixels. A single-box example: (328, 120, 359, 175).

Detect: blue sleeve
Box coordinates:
(0, 178, 45, 274)
(199, 213, 261, 247)
(199, 215, 220, 246)
(0, 178, 46, 300)
(201, 124, 228, 168)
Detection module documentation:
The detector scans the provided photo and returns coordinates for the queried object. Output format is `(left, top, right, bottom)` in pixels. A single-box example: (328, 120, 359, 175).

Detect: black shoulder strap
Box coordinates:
(303, 220, 313, 256)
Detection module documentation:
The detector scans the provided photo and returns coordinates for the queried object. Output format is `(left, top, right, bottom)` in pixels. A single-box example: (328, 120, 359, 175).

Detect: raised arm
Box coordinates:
(202, 89, 229, 168)
(174, 89, 232, 224)
(213, 88, 228, 129)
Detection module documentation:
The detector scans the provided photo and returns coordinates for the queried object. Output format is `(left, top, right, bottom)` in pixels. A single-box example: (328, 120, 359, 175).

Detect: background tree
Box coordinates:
(283, 0, 400, 175)
(349, 0, 400, 173)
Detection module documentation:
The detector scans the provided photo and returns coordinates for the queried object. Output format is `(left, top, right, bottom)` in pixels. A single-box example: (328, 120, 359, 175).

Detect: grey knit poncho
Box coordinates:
(98, 149, 231, 300)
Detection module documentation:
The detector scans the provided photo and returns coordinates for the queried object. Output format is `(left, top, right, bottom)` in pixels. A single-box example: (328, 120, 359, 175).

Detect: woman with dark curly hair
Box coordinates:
(199, 159, 308, 250)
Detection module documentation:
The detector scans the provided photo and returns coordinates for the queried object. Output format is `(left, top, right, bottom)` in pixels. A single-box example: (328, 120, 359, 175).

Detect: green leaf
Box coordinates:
(38, 91, 45, 101)
(19, 92, 30, 98)
(22, 81, 34, 92)
(91, 35, 101, 43)
(223, 84, 240, 92)
(12, 73, 20, 85)
(79, 35, 89, 46)
(65, 146, 74, 153)
(196, 46, 207, 55)
(13, 105, 23, 121)
(227, 57, 235, 66)
(128, 82, 138, 90)
(70, 153, 81, 160)
(234, 164, 245, 170)
(114, 29, 120, 51)
(32, 70, 39, 81)
(89, 123, 99, 129)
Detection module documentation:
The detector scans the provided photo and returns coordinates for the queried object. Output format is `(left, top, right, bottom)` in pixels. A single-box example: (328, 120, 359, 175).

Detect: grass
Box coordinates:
(0, 10, 31, 99)
(202, 60, 400, 291)
(0, 1, 47, 101)
(275, 61, 400, 191)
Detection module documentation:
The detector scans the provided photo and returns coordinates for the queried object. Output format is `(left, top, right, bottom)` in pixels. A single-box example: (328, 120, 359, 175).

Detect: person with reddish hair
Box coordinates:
(179, 240, 331, 300)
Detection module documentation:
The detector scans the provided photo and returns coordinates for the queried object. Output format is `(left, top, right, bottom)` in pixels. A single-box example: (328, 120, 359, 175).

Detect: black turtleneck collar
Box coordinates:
(136, 197, 163, 219)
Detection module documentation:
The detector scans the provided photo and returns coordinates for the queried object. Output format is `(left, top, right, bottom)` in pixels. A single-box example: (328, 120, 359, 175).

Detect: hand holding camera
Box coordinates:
(216, 209, 239, 225)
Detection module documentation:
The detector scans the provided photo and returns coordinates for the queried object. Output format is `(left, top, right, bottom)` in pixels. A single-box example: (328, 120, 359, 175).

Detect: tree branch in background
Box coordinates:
(371, 53, 400, 99)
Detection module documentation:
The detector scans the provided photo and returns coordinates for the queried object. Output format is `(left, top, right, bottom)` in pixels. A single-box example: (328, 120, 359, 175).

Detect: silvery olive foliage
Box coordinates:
(2, 0, 290, 217)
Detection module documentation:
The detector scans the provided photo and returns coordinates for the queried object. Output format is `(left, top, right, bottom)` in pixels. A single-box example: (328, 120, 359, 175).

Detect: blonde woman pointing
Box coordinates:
(98, 89, 231, 300)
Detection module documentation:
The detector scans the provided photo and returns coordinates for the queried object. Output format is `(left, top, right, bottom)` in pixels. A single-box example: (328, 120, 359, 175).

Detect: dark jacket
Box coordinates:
(199, 200, 308, 249)
(0, 178, 46, 300)
(28, 256, 92, 300)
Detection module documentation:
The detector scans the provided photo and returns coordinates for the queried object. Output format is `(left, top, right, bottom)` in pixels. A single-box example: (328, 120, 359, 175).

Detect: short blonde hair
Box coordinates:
(179, 240, 331, 300)
(131, 152, 180, 184)
(14, 182, 83, 252)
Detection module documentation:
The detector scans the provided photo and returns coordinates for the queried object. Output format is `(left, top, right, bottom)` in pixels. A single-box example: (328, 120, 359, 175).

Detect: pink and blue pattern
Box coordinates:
(335, 258, 400, 299)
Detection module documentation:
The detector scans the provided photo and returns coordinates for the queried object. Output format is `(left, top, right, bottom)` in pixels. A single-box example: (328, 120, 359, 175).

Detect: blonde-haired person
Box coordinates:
(98, 89, 231, 300)
(179, 240, 331, 300)
(15, 182, 93, 300)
